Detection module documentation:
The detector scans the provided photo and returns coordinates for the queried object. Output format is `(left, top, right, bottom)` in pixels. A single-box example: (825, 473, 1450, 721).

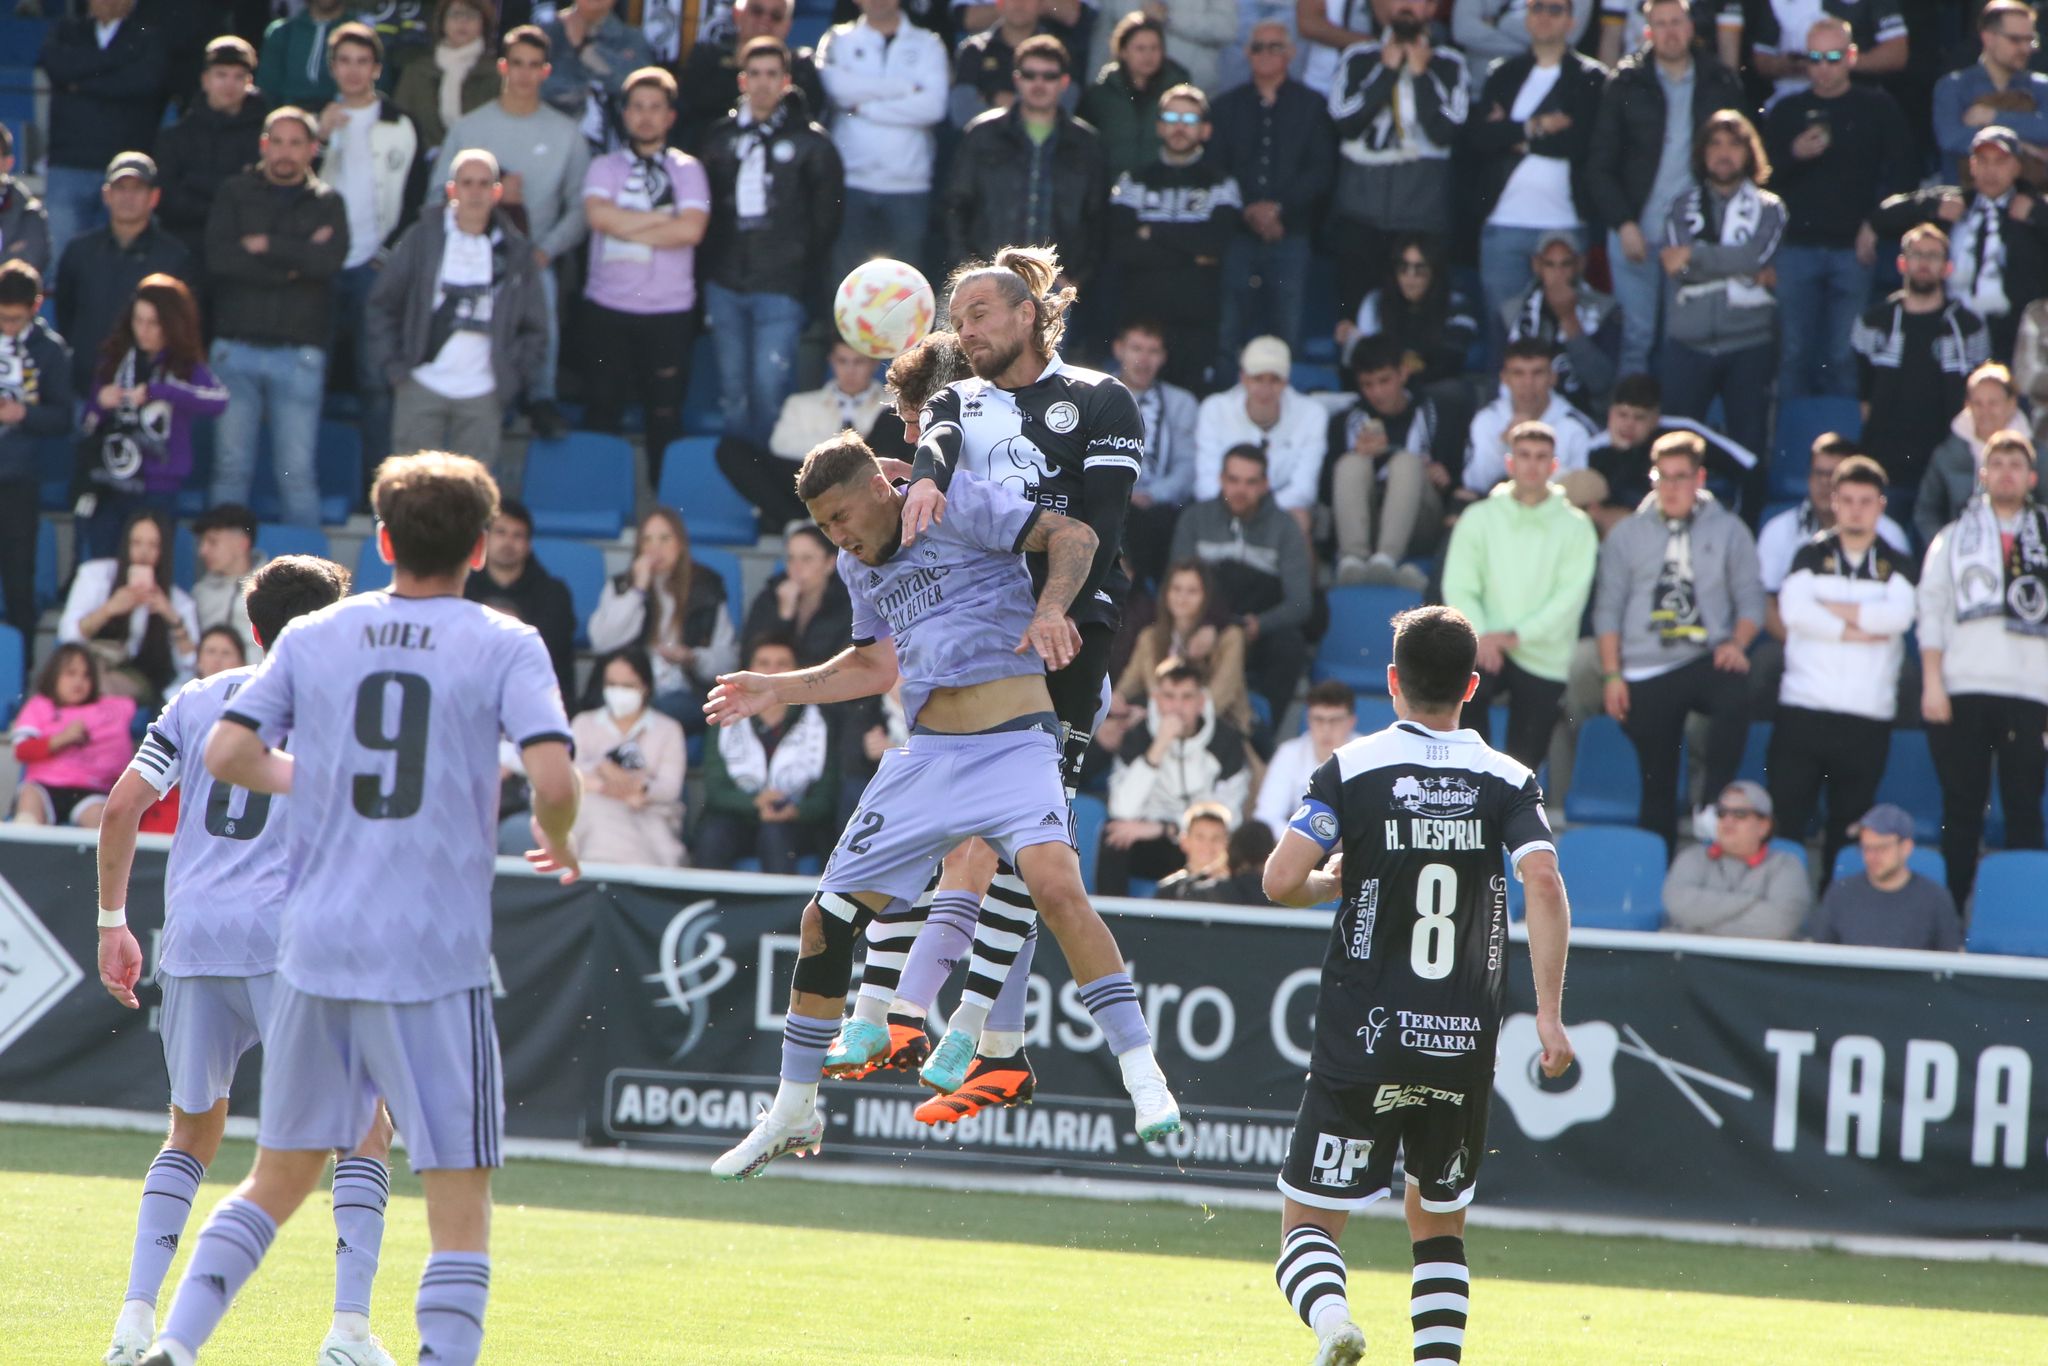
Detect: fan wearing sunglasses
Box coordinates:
(674, 0, 826, 153)
(1662, 781, 1811, 940)
(1717, 0, 1905, 101)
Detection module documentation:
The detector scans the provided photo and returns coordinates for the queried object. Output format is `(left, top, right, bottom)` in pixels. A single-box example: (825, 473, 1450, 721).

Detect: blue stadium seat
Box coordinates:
(243, 419, 360, 525)
(1564, 716, 1640, 826)
(681, 335, 724, 435)
(1832, 842, 1945, 887)
(1128, 878, 1161, 900)
(687, 546, 748, 630)
(1355, 694, 1398, 734)
(1556, 826, 1666, 931)
(1768, 837, 1808, 869)
(37, 433, 71, 511)
(1292, 362, 1340, 394)
(34, 518, 59, 610)
(1312, 584, 1423, 691)
(172, 523, 197, 591)
(1772, 395, 1861, 501)
(1874, 728, 1942, 843)
(353, 536, 394, 593)
(1965, 852, 2048, 956)
(0, 622, 24, 714)
(255, 523, 332, 562)
(1073, 793, 1108, 892)
(524, 432, 635, 538)
(658, 437, 759, 546)
(529, 537, 607, 647)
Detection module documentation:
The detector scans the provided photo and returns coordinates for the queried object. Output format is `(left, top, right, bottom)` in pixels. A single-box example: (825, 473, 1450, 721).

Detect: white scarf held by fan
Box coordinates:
(719, 704, 830, 797)
(1677, 181, 1772, 311)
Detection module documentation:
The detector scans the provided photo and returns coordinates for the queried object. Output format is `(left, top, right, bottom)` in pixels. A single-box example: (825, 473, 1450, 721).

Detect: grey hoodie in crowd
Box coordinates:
(1593, 491, 1765, 677)
(1662, 180, 1786, 357)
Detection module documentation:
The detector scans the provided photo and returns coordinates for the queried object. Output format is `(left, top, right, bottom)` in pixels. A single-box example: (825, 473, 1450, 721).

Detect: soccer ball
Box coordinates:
(834, 258, 936, 360)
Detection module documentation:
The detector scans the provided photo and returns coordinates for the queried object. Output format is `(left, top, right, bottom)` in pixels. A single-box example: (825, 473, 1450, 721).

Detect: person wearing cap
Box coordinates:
(1758, 17, 1912, 403)
(1871, 123, 2048, 363)
(154, 36, 266, 274)
(1662, 781, 1810, 939)
(1467, 0, 1605, 367)
(35, 0, 171, 264)
(1500, 231, 1621, 418)
(1932, 1, 2048, 188)
(1192, 335, 1328, 541)
(1916, 430, 2048, 911)
(190, 503, 267, 662)
(0, 126, 51, 279)
(1805, 804, 1962, 950)
(53, 152, 193, 397)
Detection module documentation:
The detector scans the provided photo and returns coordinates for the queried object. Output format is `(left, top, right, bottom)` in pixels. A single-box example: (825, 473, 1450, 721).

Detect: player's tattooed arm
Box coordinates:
(1015, 511, 1097, 669)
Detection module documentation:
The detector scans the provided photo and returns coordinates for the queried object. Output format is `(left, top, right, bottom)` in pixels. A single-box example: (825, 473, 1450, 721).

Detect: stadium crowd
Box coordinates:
(6, 0, 2048, 953)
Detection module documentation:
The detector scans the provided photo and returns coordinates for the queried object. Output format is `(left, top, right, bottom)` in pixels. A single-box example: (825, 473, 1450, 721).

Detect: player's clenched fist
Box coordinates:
(704, 672, 776, 726)
(1536, 1013, 1575, 1079)
(1016, 611, 1081, 668)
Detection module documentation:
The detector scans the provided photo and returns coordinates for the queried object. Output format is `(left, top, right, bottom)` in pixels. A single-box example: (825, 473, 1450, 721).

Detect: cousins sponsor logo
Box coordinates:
(1347, 879, 1379, 961)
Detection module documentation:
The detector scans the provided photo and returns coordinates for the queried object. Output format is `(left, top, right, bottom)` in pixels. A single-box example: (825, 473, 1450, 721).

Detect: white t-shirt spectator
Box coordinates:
(1193, 385, 1330, 511)
(337, 105, 382, 269)
(1463, 390, 1597, 493)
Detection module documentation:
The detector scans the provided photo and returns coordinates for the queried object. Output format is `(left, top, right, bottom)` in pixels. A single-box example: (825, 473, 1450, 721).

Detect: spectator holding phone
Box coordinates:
(57, 507, 199, 704)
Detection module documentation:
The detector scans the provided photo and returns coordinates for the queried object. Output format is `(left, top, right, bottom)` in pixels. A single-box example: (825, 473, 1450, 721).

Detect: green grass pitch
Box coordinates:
(3, 1123, 2040, 1364)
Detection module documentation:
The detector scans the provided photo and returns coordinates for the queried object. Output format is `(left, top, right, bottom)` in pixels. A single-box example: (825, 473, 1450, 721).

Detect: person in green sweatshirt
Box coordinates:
(1441, 418, 1598, 771)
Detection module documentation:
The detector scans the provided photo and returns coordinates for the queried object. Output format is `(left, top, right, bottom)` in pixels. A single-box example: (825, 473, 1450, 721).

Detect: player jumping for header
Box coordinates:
(706, 431, 1180, 1180)
(94, 554, 403, 1366)
(1263, 606, 1574, 1366)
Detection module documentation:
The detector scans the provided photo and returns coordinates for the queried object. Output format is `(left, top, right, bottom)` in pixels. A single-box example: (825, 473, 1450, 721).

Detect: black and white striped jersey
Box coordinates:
(1287, 721, 1553, 1088)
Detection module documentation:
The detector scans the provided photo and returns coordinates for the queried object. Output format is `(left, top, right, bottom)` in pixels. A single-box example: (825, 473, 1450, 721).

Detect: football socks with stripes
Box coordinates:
(330, 1156, 389, 1317)
(1276, 1225, 1352, 1338)
(894, 889, 980, 1014)
(770, 1013, 838, 1122)
(416, 1251, 491, 1366)
(125, 1147, 205, 1309)
(858, 893, 926, 1021)
(159, 1195, 276, 1354)
(1076, 971, 1150, 1055)
(1411, 1236, 1469, 1364)
(980, 922, 1038, 1056)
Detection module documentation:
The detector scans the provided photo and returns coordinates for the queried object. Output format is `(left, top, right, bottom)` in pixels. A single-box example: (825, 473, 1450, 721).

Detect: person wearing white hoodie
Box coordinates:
(1193, 335, 1328, 539)
(1100, 658, 1252, 894)
(1914, 361, 2041, 547)
(817, 0, 950, 282)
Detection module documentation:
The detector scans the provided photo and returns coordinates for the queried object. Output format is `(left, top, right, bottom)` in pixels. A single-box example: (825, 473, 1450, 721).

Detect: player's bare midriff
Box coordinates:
(913, 673, 1057, 735)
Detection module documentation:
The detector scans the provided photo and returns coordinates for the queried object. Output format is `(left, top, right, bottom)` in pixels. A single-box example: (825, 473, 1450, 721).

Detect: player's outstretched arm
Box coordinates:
(92, 769, 157, 1009)
(523, 739, 583, 884)
(1263, 831, 1342, 908)
(705, 639, 901, 724)
(203, 719, 295, 796)
(1519, 848, 1575, 1079)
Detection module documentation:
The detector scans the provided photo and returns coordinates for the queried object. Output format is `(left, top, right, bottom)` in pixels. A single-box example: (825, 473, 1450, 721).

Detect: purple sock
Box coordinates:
(125, 1147, 205, 1307)
(781, 1013, 839, 1083)
(417, 1252, 491, 1366)
(159, 1196, 276, 1353)
(987, 925, 1038, 1034)
(893, 891, 980, 1013)
(331, 1156, 389, 1316)
(1077, 971, 1151, 1054)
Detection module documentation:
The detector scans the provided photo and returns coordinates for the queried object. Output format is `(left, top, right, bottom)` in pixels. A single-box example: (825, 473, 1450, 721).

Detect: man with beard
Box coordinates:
(1850, 222, 1991, 491)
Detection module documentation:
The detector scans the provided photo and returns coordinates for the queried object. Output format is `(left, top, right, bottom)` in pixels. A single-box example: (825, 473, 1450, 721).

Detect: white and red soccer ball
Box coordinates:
(833, 258, 936, 360)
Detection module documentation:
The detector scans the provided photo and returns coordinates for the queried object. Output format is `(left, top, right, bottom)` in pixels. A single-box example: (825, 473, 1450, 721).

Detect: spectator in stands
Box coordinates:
(1464, 338, 1601, 507)
(1076, 13, 1185, 175)
(1445, 420, 1598, 770)
(0, 126, 51, 278)
(725, 340, 887, 529)
(8, 644, 137, 829)
(742, 525, 855, 667)
(1584, 0, 1744, 379)
(206, 107, 349, 530)
(319, 24, 425, 476)
(463, 499, 580, 698)
(1851, 224, 1992, 492)
(1168, 444, 1313, 727)
(1872, 127, 2045, 364)
(1138, 0, 1236, 94)
(370, 149, 549, 472)
(946, 39, 1108, 290)
(1585, 372, 1759, 538)
(1294, 0, 1377, 98)
(1468, 0, 1604, 360)
(2014, 299, 2048, 450)
(37, 0, 170, 260)
(195, 625, 249, 680)
(1100, 658, 1252, 895)
(537, 0, 657, 144)
(1932, 1, 2048, 187)
(696, 634, 838, 872)
(1194, 337, 1326, 539)
(1251, 679, 1357, 839)
(1718, 0, 1904, 103)
(1153, 800, 1233, 901)
(579, 68, 710, 486)
(190, 503, 264, 663)
(1662, 780, 1809, 940)
(1918, 431, 2048, 909)
(1759, 17, 1912, 402)
(393, 0, 503, 156)
(58, 507, 199, 704)
(1336, 235, 1478, 388)
(1500, 233, 1621, 420)
(439, 25, 594, 438)
(1325, 0, 1469, 320)
(1108, 85, 1241, 393)
(1114, 320, 1199, 587)
(1769, 456, 1917, 872)
(1806, 804, 1961, 949)
(1594, 430, 1764, 848)
(259, 0, 351, 111)
(154, 37, 265, 275)
(677, 0, 826, 153)
(570, 646, 688, 867)
(54, 153, 193, 398)
(76, 274, 227, 560)
(0, 262, 72, 645)
(1659, 110, 1783, 482)
(956, 0, 1067, 130)
(589, 506, 739, 731)
(1211, 23, 1333, 365)
(1917, 362, 2038, 548)
(1111, 559, 1252, 738)
(701, 38, 845, 448)
(1327, 334, 1448, 589)
(818, 0, 948, 279)
(1454, 0, 1596, 69)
